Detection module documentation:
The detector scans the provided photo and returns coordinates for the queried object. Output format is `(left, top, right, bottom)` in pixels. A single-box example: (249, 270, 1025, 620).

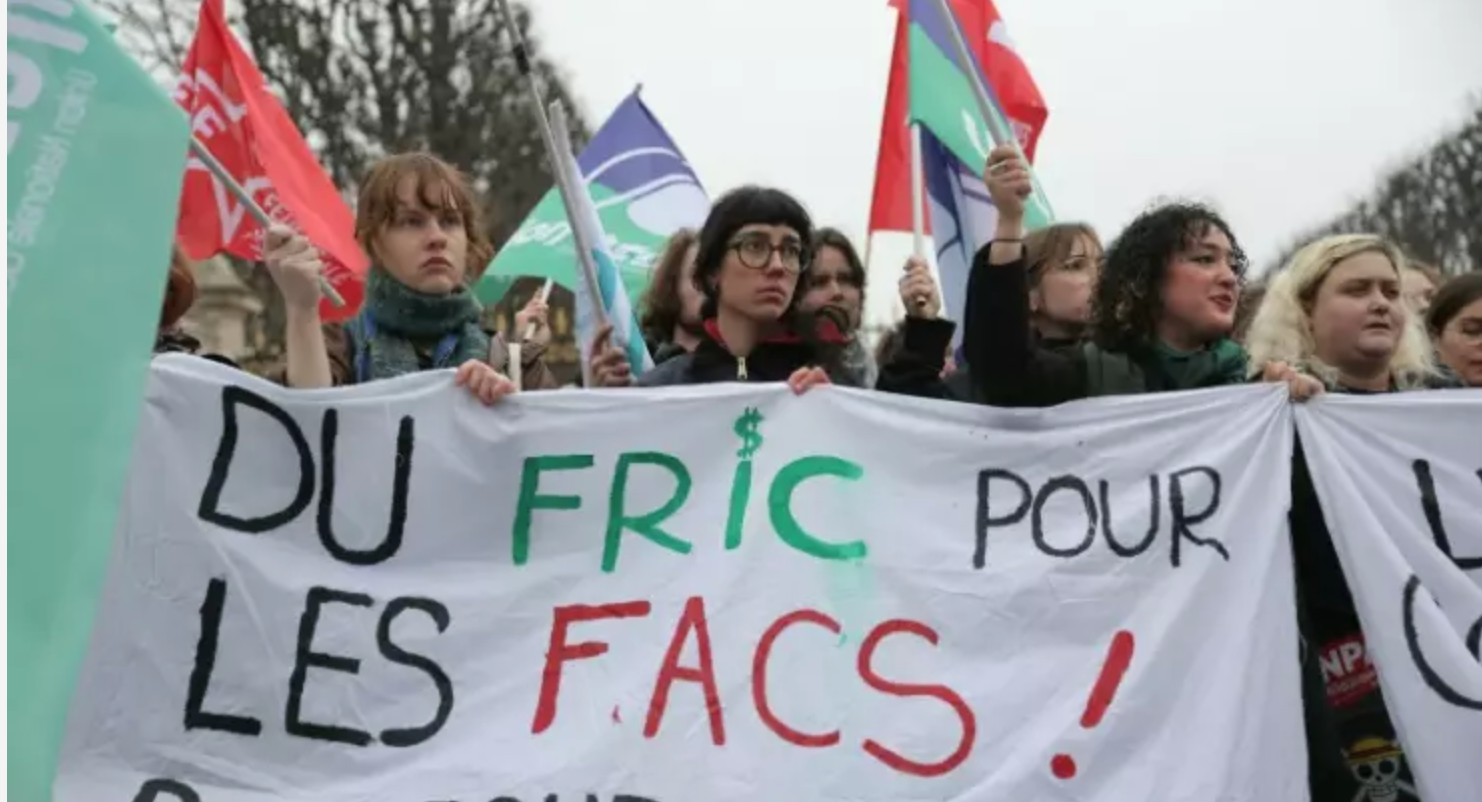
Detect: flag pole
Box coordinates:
(547, 102, 608, 329)
(494, 0, 607, 330)
(908, 123, 932, 313)
(522, 277, 554, 341)
(187, 137, 346, 307)
(909, 123, 927, 261)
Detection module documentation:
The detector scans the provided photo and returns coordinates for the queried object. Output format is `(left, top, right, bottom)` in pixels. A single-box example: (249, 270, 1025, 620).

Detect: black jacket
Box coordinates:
(873, 317, 958, 399)
(1291, 376, 1459, 802)
(637, 319, 857, 387)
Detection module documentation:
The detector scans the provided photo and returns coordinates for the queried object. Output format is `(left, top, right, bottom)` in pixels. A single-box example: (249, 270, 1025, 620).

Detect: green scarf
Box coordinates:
(1083, 338, 1249, 396)
(1143, 338, 1249, 392)
(347, 269, 490, 383)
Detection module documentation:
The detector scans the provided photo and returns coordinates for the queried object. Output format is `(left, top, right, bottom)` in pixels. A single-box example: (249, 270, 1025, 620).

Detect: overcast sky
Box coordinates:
(531, 0, 1481, 270)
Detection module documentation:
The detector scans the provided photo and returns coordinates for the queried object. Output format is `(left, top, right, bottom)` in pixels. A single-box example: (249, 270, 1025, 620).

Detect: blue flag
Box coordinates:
(921, 127, 996, 350)
(480, 88, 709, 308)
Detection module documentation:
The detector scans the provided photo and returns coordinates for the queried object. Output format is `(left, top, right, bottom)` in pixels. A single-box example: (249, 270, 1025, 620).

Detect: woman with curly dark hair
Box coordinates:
(962, 144, 1316, 406)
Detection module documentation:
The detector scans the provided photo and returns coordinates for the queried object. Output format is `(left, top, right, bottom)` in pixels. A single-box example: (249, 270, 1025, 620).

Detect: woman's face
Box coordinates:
(1434, 297, 1482, 387)
(1158, 226, 1240, 348)
(715, 224, 802, 322)
(373, 176, 469, 295)
(1402, 269, 1437, 316)
(800, 244, 864, 331)
(1031, 234, 1100, 331)
(676, 243, 704, 331)
(1309, 251, 1404, 372)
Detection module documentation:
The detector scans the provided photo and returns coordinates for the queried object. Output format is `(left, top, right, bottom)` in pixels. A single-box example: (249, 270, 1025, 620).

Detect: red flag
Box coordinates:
(174, 0, 367, 319)
(869, 0, 1048, 235)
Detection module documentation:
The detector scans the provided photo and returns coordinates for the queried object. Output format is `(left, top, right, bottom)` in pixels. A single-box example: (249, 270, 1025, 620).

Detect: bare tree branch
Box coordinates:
(1270, 102, 1482, 276)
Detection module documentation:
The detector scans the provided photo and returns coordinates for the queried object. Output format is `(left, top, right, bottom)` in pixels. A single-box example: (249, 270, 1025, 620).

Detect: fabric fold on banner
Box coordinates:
(59, 367, 1304, 801)
(1295, 392, 1482, 801)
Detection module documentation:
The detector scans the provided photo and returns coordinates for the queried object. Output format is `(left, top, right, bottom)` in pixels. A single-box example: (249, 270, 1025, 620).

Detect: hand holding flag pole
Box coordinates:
(507, 277, 555, 393)
(187, 137, 346, 307)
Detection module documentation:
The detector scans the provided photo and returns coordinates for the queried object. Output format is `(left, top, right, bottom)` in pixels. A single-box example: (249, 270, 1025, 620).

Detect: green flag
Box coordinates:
(907, 0, 1053, 229)
(8, 2, 192, 798)
(475, 89, 708, 305)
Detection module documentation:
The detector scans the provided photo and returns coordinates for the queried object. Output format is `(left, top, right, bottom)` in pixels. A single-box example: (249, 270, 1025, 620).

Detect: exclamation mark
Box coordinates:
(1051, 630, 1135, 780)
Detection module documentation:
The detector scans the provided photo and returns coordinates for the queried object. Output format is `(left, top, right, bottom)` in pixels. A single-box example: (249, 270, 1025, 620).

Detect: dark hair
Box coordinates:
(693, 185, 814, 316)
(808, 227, 868, 295)
(1090, 201, 1247, 353)
(1024, 222, 1099, 287)
(1426, 271, 1482, 336)
(693, 186, 848, 365)
(638, 228, 699, 346)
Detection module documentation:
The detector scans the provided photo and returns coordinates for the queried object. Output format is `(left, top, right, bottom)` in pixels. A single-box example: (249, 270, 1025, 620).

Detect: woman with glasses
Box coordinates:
(634, 185, 851, 391)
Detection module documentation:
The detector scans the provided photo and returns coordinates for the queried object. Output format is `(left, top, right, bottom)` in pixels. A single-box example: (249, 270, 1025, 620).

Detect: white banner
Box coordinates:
(1296, 392, 1482, 801)
(60, 357, 1303, 802)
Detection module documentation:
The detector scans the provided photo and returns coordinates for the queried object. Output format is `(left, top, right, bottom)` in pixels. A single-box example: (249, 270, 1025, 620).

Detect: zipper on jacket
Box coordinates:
(737, 356, 748, 380)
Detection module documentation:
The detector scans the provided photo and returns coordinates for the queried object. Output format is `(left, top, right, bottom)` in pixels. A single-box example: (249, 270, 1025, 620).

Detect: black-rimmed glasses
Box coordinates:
(729, 234, 805, 273)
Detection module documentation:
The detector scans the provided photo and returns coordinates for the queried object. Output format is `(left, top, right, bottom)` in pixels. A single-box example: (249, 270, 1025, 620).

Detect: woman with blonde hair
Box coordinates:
(1245, 234, 1440, 391)
(1249, 234, 1456, 802)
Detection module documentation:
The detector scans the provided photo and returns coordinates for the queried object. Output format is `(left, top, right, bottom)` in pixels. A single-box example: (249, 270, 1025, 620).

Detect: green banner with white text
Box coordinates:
(8, 1, 193, 797)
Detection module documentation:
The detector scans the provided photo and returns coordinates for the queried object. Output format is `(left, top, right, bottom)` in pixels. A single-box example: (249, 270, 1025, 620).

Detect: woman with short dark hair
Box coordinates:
(635, 186, 850, 392)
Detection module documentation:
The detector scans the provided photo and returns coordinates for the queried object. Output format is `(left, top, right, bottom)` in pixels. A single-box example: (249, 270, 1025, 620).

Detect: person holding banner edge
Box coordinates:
(634, 185, 853, 391)
(266, 153, 524, 404)
(1243, 234, 1458, 802)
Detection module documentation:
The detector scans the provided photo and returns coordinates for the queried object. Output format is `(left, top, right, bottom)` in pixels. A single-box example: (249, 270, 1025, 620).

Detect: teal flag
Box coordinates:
(476, 88, 708, 305)
(7, 2, 193, 798)
(908, 0, 1053, 229)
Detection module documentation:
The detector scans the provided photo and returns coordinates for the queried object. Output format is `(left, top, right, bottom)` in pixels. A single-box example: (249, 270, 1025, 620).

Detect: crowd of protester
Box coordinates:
(153, 144, 1480, 802)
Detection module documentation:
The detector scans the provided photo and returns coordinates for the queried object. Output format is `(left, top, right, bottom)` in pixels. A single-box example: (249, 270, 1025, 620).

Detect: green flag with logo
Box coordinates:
(907, 0, 1053, 229)
(475, 88, 708, 305)
(8, 2, 193, 797)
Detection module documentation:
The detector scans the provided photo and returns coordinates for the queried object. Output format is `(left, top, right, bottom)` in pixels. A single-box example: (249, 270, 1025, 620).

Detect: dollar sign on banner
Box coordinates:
(725, 407, 764, 550)
(734, 407, 764, 459)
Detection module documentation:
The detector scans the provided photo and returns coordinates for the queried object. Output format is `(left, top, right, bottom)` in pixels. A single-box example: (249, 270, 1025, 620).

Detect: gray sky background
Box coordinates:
(533, 0, 1480, 322)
